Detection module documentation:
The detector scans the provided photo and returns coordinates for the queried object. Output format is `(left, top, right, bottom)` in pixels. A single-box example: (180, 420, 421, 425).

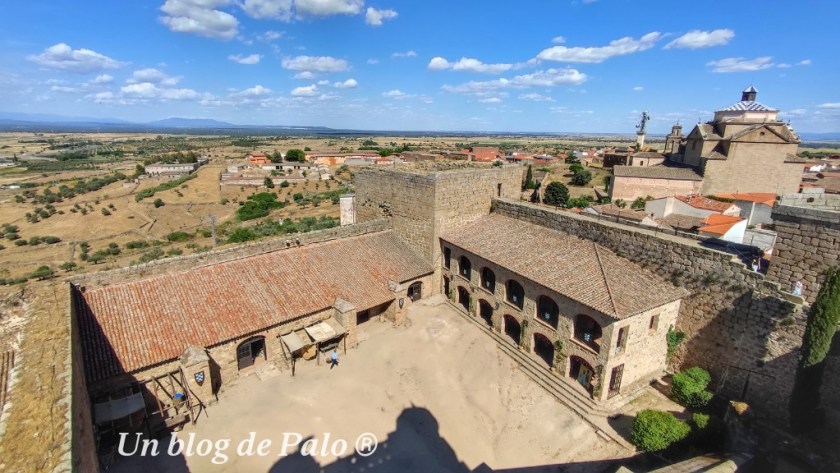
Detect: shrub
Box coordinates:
(101, 207, 111, 216)
(226, 228, 257, 243)
(28, 236, 42, 245)
(42, 236, 61, 244)
(153, 198, 164, 208)
(631, 409, 690, 452)
(87, 250, 109, 264)
(691, 412, 710, 430)
(166, 231, 192, 242)
(166, 248, 183, 256)
(138, 247, 165, 263)
(666, 328, 686, 361)
(671, 367, 713, 408)
(59, 261, 78, 272)
(14, 240, 27, 246)
(126, 240, 150, 249)
(570, 169, 592, 186)
(280, 180, 290, 188)
(264, 177, 274, 188)
(30, 265, 54, 280)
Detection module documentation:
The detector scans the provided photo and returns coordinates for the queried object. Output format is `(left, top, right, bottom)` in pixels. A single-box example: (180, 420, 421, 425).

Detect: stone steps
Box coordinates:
(453, 305, 632, 449)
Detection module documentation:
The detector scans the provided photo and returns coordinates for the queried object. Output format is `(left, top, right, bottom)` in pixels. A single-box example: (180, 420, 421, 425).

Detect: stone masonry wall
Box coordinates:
(492, 198, 805, 426)
(778, 193, 840, 211)
(69, 219, 390, 290)
(701, 142, 802, 195)
(766, 204, 840, 304)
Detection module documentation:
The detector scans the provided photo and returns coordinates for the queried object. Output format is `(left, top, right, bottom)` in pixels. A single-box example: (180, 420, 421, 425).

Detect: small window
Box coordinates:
(481, 267, 496, 293)
(497, 183, 502, 197)
(649, 315, 659, 333)
(616, 326, 629, 354)
(506, 280, 525, 310)
(444, 247, 451, 269)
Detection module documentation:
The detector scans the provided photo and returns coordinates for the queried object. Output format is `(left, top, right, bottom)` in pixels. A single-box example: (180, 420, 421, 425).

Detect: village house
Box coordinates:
(144, 161, 201, 177)
(609, 165, 704, 201)
(645, 195, 747, 243)
(247, 151, 272, 165)
(714, 192, 777, 226)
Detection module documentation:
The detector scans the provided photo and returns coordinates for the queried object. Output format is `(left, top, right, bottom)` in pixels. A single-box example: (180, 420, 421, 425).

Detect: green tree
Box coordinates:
(30, 265, 54, 280)
(543, 182, 569, 207)
(285, 149, 306, 162)
(523, 165, 535, 190)
(790, 267, 840, 431)
(631, 410, 690, 452)
(569, 163, 584, 174)
(59, 261, 78, 272)
(153, 198, 164, 208)
(280, 180, 290, 188)
(270, 150, 283, 163)
(264, 177, 274, 188)
(567, 196, 593, 209)
(570, 170, 592, 186)
(631, 197, 647, 210)
(87, 250, 108, 264)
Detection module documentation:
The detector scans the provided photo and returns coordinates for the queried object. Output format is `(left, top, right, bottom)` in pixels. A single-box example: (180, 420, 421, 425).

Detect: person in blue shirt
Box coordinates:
(330, 349, 339, 369)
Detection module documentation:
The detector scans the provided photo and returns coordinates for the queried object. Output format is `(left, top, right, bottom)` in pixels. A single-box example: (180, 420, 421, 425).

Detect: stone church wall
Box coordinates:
(492, 198, 805, 426)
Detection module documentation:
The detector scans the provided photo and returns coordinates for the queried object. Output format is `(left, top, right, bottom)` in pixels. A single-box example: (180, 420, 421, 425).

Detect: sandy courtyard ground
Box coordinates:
(111, 296, 627, 473)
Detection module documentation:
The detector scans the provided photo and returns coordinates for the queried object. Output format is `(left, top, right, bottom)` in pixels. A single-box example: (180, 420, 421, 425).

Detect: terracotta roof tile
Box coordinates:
(714, 192, 776, 206)
(698, 214, 744, 235)
(76, 231, 432, 382)
(441, 215, 689, 320)
(675, 195, 735, 212)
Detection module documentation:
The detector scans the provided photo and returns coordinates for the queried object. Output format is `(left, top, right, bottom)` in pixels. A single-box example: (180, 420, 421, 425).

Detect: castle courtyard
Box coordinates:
(110, 295, 628, 473)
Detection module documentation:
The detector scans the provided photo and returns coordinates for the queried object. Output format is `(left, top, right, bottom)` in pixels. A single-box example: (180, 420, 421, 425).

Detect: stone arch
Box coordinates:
(478, 299, 493, 328)
(457, 286, 470, 312)
(407, 281, 422, 301)
(569, 355, 595, 393)
(503, 314, 521, 345)
(480, 267, 496, 293)
(533, 332, 554, 369)
(506, 280, 525, 310)
(537, 295, 560, 329)
(574, 313, 603, 353)
(236, 335, 266, 371)
(459, 256, 472, 280)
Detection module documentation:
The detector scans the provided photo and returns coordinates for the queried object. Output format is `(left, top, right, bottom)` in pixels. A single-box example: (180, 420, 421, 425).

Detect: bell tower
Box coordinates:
(741, 85, 758, 102)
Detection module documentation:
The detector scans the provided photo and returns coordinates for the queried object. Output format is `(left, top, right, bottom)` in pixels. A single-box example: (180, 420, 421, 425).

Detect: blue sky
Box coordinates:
(1, 0, 838, 133)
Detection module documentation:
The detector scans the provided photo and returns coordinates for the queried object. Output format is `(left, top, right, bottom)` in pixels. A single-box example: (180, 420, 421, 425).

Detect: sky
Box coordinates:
(0, 0, 838, 133)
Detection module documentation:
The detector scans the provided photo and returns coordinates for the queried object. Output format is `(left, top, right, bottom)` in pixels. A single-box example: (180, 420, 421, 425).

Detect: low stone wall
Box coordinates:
(70, 219, 391, 289)
(491, 198, 805, 426)
(778, 193, 840, 211)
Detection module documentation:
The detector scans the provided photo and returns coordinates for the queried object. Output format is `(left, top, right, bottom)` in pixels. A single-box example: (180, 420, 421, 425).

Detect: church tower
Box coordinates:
(664, 122, 683, 156)
(741, 85, 758, 102)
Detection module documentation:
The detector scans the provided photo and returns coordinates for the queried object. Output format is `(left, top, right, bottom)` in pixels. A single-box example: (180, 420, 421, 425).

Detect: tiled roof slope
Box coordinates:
(613, 165, 703, 181)
(76, 231, 431, 382)
(675, 195, 734, 212)
(442, 215, 689, 319)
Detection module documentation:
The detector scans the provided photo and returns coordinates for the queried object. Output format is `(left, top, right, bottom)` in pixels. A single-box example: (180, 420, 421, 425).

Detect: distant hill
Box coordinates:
(145, 117, 238, 128)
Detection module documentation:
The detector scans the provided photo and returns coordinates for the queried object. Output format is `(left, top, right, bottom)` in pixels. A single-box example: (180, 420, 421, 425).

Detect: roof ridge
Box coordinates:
(593, 243, 620, 317)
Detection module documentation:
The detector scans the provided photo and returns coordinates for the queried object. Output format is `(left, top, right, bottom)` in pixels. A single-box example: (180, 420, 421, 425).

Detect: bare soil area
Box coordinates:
(110, 296, 627, 473)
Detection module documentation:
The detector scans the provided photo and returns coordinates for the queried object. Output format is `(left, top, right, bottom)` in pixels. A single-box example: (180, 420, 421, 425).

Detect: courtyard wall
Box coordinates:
(491, 198, 805, 425)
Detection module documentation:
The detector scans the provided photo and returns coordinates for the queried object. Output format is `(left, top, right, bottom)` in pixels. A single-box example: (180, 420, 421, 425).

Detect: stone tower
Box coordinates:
(664, 122, 683, 156)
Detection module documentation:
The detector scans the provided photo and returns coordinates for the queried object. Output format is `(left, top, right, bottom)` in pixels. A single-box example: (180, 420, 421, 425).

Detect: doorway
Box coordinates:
(478, 299, 493, 328)
(533, 333, 554, 369)
(237, 336, 267, 371)
(503, 315, 521, 345)
(457, 286, 470, 312)
(407, 282, 422, 301)
(569, 356, 595, 393)
(357, 310, 371, 325)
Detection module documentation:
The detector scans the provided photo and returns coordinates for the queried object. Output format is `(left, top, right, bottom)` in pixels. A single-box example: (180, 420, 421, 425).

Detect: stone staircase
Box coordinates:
(453, 304, 633, 449)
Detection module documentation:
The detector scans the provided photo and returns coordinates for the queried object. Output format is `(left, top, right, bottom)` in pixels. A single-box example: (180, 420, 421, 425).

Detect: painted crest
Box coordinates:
(194, 370, 205, 386)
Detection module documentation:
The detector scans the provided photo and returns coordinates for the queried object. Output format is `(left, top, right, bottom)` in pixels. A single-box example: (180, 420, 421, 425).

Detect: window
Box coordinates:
(459, 256, 472, 280)
(573, 314, 602, 353)
(444, 247, 451, 269)
(506, 280, 525, 310)
(481, 267, 496, 293)
(615, 326, 629, 354)
(537, 295, 560, 329)
(608, 364, 624, 398)
(497, 183, 502, 197)
(649, 315, 659, 333)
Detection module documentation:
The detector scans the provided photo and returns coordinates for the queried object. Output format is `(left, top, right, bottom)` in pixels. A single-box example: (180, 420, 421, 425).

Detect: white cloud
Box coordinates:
(382, 89, 408, 98)
(296, 0, 363, 17)
(334, 78, 358, 89)
(392, 50, 416, 58)
(427, 57, 512, 74)
(282, 55, 349, 72)
(233, 84, 272, 97)
(633, 86, 644, 91)
(291, 84, 318, 96)
(121, 82, 201, 100)
(536, 32, 661, 63)
(228, 53, 261, 64)
(91, 74, 114, 85)
(367, 58, 379, 64)
(818, 103, 840, 109)
(664, 29, 734, 49)
(442, 68, 587, 95)
(518, 93, 554, 102)
(27, 43, 126, 73)
(260, 30, 283, 41)
(777, 63, 791, 69)
(365, 7, 397, 26)
(551, 36, 566, 44)
(50, 85, 77, 93)
(707, 56, 774, 73)
(798, 59, 812, 66)
(128, 68, 181, 86)
(317, 79, 330, 85)
(160, 0, 239, 40)
(480, 97, 502, 103)
(241, 0, 294, 20)
(294, 71, 317, 79)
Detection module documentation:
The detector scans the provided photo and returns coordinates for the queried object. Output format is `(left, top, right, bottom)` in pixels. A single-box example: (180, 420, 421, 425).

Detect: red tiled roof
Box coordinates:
(75, 231, 431, 381)
(675, 195, 734, 212)
(714, 192, 776, 206)
(442, 215, 689, 319)
(698, 214, 743, 235)
(249, 151, 267, 157)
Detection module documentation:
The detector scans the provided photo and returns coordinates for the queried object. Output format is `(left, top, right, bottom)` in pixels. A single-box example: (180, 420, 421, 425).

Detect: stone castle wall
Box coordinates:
(355, 165, 523, 274)
(70, 286, 100, 472)
(766, 203, 840, 304)
(492, 198, 805, 425)
(69, 219, 390, 290)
